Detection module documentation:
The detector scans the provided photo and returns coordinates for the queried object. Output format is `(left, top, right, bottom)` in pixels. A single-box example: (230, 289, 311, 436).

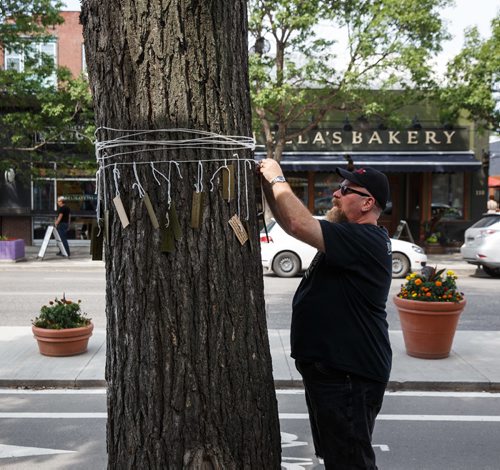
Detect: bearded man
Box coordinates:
(259, 159, 392, 470)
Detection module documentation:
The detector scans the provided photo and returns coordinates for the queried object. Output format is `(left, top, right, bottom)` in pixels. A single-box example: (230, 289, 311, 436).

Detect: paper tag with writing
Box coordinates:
(191, 192, 205, 229)
(222, 164, 235, 201)
(113, 195, 130, 228)
(228, 214, 248, 245)
(143, 192, 160, 229)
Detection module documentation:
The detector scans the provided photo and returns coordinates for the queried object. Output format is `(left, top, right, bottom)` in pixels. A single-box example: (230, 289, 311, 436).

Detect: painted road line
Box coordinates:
(0, 413, 107, 419)
(0, 389, 106, 395)
(0, 444, 75, 459)
(279, 413, 500, 422)
(1, 412, 500, 422)
(276, 390, 500, 398)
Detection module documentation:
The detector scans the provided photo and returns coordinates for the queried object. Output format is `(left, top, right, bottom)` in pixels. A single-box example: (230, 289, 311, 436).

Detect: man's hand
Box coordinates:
(258, 158, 284, 184)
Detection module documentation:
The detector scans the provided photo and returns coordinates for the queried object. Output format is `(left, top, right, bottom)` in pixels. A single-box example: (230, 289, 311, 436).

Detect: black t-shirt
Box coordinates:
(57, 205, 71, 223)
(291, 220, 392, 383)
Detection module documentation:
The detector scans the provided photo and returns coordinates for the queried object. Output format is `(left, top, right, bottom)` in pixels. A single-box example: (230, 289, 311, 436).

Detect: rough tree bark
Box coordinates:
(81, 1, 281, 468)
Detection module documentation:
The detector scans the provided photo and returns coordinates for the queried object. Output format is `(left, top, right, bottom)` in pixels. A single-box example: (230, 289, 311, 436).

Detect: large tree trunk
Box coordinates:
(81, 1, 281, 468)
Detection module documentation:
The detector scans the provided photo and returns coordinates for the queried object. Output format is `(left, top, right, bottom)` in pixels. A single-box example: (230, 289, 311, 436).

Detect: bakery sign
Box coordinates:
(253, 128, 470, 152)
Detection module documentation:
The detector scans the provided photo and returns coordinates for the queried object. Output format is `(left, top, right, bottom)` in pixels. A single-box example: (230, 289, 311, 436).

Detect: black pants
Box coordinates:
(295, 361, 387, 470)
(57, 222, 71, 256)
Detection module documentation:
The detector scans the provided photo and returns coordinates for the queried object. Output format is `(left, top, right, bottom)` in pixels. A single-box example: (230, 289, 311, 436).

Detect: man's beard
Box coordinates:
(326, 200, 348, 223)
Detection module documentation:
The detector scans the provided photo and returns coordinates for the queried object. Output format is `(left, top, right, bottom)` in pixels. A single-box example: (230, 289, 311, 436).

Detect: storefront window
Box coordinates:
(431, 173, 464, 220)
(33, 180, 55, 211)
(287, 172, 309, 207)
(57, 180, 97, 213)
(313, 173, 341, 215)
(33, 216, 55, 240)
(32, 178, 96, 241)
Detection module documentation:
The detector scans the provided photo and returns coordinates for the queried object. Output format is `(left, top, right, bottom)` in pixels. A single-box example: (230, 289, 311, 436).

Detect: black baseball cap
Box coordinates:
(335, 167, 390, 210)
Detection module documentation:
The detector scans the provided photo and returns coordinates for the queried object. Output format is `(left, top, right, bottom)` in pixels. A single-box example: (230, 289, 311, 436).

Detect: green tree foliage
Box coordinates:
(0, 0, 63, 47)
(249, 0, 451, 160)
(0, 1, 94, 174)
(441, 13, 500, 133)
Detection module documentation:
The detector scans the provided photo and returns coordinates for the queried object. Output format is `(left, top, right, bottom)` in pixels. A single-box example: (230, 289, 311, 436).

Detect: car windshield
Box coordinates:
(469, 215, 500, 229)
(260, 220, 276, 233)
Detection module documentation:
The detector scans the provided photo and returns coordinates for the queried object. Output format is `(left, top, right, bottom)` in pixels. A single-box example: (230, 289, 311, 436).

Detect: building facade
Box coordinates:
(255, 120, 488, 247)
(0, 12, 97, 246)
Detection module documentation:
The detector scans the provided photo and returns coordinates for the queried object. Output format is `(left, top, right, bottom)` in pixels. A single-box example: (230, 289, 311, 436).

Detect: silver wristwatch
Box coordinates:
(271, 175, 286, 185)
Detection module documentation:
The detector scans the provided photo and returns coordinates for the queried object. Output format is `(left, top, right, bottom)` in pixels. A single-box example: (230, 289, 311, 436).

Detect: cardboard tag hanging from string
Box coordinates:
(113, 195, 130, 228)
(169, 202, 182, 240)
(160, 217, 175, 253)
(91, 221, 104, 260)
(228, 214, 248, 245)
(104, 210, 110, 244)
(222, 164, 235, 201)
(191, 191, 205, 229)
(160, 203, 182, 253)
(143, 192, 160, 229)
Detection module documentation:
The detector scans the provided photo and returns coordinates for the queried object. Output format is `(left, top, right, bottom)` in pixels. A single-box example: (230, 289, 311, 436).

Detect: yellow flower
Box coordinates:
(447, 270, 455, 277)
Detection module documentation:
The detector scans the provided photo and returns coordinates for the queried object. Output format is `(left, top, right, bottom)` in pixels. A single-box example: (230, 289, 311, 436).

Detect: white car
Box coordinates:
(260, 219, 427, 278)
(460, 214, 500, 278)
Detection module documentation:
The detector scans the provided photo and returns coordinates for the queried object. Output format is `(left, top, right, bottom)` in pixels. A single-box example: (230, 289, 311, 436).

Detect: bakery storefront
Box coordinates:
(256, 126, 484, 246)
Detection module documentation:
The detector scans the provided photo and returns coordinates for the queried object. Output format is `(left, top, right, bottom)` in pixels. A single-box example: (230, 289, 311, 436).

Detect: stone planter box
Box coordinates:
(0, 239, 25, 261)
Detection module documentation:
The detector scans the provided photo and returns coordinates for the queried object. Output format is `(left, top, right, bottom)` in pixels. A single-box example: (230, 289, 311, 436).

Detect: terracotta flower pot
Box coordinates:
(393, 296, 466, 359)
(32, 323, 94, 357)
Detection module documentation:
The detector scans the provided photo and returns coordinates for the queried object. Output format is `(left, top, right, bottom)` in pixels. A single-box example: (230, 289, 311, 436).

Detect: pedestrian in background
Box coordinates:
(55, 196, 71, 257)
(487, 195, 498, 213)
(259, 159, 392, 469)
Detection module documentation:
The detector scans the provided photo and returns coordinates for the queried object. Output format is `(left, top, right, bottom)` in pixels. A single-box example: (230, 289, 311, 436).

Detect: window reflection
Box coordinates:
(313, 173, 340, 215)
(431, 174, 464, 220)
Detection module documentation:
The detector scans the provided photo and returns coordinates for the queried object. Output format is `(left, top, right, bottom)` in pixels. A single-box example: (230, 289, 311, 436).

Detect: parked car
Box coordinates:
(460, 213, 500, 278)
(260, 219, 427, 278)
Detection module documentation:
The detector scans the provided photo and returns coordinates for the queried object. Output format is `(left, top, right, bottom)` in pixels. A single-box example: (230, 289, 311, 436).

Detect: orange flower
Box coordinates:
(435, 281, 442, 287)
(426, 292, 431, 297)
(415, 279, 422, 285)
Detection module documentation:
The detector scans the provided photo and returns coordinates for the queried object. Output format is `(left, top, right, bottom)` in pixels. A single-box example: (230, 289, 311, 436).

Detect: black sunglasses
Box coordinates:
(339, 184, 372, 198)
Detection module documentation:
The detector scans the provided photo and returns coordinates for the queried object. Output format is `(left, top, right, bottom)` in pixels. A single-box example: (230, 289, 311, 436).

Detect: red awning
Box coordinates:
(489, 176, 500, 187)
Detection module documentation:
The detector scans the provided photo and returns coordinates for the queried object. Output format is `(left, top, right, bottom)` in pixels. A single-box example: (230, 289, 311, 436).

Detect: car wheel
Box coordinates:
(482, 266, 500, 278)
(272, 251, 301, 277)
(392, 252, 410, 278)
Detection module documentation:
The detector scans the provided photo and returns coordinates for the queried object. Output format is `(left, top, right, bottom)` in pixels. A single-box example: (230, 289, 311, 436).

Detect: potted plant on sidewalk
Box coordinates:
(393, 266, 466, 359)
(32, 295, 93, 356)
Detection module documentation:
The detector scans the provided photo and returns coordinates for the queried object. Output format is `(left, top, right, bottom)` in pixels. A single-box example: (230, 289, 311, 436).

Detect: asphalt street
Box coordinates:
(1, 267, 499, 330)
(1, 389, 499, 469)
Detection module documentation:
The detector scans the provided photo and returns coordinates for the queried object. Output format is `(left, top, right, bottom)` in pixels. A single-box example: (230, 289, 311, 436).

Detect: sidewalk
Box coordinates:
(1, 327, 499, 391)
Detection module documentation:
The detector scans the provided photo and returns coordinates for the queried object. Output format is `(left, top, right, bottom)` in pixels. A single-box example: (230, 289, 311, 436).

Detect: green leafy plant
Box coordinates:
(32, 294, 91, 329)
(397, 266, 464, 303)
